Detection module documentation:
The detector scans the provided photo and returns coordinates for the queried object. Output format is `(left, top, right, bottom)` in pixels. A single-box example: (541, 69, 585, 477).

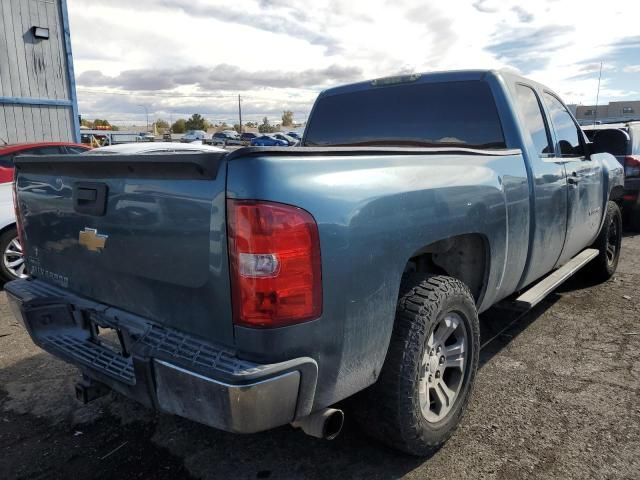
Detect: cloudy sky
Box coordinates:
(68, 0, 640, 126)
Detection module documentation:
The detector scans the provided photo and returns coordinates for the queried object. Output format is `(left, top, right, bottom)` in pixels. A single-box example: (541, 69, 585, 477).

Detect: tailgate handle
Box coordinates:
(73, 182, 108, 216)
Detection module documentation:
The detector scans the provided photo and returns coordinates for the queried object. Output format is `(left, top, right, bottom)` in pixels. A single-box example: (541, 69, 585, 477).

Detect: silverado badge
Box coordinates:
(79, 228, 108, 252)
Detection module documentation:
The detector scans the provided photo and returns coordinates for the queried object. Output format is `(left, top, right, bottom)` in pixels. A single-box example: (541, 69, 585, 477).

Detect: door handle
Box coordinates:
(567, 177, 579, 185)
(73, 182, 108, 216)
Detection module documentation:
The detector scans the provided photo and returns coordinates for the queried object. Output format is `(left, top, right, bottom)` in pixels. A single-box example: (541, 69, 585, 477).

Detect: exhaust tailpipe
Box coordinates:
(291, 408, 344, 440)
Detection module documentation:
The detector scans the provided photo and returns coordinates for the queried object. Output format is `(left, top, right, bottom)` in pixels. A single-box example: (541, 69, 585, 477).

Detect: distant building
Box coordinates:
(574, 100, 640, 125)
(0, 0, 79, 144)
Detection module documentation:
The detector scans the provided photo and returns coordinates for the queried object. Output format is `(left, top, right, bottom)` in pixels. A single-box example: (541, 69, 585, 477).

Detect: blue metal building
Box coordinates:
(0, 0, 79, 144)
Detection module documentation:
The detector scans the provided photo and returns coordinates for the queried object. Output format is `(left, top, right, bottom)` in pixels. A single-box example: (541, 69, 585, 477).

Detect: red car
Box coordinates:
(0, 142, 90, 184)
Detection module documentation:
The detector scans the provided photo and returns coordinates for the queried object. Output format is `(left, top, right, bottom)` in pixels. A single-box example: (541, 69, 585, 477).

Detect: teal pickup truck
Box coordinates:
(7, 70, 624, 455)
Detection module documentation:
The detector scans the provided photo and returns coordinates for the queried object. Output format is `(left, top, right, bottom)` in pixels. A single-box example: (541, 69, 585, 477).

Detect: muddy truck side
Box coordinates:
(6, 70, 624, 455)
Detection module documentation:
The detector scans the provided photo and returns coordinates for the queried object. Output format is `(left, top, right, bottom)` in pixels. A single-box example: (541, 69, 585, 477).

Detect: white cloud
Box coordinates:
(67, 0, 640, 124)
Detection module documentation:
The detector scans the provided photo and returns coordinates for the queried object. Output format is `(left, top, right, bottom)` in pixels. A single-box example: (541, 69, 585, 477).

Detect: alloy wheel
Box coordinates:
(418, 312, 468, 423)
(3, 236, 27, 279)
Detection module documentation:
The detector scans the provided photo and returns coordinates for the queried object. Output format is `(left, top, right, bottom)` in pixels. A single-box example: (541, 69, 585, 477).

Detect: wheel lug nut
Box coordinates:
(437, 346, 442, 353)
(435, 371, 440, 379)
(439, 356, 445, 365)
(428, 374, 432, 383)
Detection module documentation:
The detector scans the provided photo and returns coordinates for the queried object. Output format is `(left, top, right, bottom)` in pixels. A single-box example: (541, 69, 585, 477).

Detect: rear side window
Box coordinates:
(23, 146, 65, 155)
(514, 84, 553, 156)
(543, 93, 584, 157)
(64, 146, 88, 154)
(304, 80, 506, 149)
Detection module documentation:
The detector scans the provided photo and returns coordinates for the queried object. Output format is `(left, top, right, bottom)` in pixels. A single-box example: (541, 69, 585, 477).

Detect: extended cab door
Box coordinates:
(513, 84, 569, 289)
(542, 92, 604, 264)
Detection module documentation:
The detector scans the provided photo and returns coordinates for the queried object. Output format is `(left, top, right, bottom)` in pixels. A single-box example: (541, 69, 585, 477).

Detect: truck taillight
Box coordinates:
(625, 155, 640, 178)
(227, 199, 322, 328)
(12, 170, 26, 251)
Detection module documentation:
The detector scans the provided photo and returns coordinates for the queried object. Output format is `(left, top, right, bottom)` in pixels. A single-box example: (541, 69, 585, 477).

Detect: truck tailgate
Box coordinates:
(13, 152, 234, 344)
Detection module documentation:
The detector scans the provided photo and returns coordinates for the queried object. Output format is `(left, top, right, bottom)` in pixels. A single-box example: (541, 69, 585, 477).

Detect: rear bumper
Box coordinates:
(5, 278, 318, 433)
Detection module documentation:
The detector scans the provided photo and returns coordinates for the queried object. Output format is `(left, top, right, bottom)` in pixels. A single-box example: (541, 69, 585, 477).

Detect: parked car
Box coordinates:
(271, 132, 298, 146)
(83, 142, 225, 155)
(240, 132, 258, 144)
(0, 141, 90, 183)
(583, 122, 640, 229)
(0, 142, 90, 281)
(137, 132, 156, 142)
(162, 132, 172, 142)
(180, 130, 207, 143)
(286, 131, 302, 141)
(207, 131, 243, 146)
(7, 70, 624, 456)
(250, 134, 289, 146)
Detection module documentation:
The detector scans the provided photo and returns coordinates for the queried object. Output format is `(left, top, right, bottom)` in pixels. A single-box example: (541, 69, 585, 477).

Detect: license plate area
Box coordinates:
(88, 312, 129, 358)
(93, 325, 127, 357)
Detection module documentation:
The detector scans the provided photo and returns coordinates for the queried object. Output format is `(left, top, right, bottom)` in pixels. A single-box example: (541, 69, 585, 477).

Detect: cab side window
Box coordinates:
(543, 93, 584, 157)
(514, 84, 553, 157)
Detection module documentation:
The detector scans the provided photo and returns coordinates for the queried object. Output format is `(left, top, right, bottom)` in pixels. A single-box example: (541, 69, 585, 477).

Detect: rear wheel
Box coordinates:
(587, 201, 622, 282)
(0, 227, 27, 281)
(355, 274, 480, 456)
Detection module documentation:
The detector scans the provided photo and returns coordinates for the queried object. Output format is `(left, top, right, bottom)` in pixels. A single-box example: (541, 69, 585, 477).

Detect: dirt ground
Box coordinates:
(1, 235, 639, 480)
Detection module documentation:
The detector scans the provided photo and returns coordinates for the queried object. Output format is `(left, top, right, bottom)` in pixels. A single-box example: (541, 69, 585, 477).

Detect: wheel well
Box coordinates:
(0, 222, 16, 237)
(403, 234, 489, 304)
(610, 185, 624, 204)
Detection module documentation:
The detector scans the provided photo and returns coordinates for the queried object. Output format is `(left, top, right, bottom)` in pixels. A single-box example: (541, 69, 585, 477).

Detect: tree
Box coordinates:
(259, 116, 277, 133)
(233, 124, 241, 133)
(185, 113, 206, 131)
(281, 110, 294, 127)
(155, 119, 169, 131)
(93, 119, 111, 128)
(171, 118, 187, 134)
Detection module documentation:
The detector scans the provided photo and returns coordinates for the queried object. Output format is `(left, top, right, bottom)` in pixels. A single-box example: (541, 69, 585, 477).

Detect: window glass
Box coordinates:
(0, 154, 13, 168)
(65, 146, 88, 154)
(543, 93, 584, 157)
(514, 85, 553, 156)
(304, 80, 506, 149)
(26, 146, 65, 155)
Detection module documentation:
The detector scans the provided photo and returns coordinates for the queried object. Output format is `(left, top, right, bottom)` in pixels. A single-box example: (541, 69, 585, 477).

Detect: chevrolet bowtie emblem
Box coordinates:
(78, 228, 108, 252)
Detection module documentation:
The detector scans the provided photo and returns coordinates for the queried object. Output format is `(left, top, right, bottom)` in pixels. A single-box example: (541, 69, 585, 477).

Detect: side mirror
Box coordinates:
(590, 128, 630, 157)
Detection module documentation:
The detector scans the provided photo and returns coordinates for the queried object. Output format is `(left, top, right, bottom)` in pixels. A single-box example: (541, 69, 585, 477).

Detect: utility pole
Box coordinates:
(593, 62, 602, 126)
(238, 94, 243, 133)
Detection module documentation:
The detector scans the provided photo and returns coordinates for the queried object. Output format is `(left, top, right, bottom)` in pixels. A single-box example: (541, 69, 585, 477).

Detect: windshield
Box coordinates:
(304, 80, 506, 149)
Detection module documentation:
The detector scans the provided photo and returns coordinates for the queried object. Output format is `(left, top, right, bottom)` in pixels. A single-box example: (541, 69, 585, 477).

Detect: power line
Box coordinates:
(76, 88, 315, 102)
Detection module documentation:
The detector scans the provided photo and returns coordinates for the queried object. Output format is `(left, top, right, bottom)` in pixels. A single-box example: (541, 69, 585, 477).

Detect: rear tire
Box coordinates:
(587, 201, 622, 282)
(354, 274, 480, 456)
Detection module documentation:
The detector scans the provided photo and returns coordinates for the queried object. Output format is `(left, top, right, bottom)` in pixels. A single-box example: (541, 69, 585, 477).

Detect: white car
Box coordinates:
(0, 182, 25, 281)
(179, 130, 207, 143)
(84, 142, 226, 154)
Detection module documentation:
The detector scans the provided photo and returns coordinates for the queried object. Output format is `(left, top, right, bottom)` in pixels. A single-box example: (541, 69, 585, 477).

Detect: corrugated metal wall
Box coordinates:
(0, 0, 77, 143)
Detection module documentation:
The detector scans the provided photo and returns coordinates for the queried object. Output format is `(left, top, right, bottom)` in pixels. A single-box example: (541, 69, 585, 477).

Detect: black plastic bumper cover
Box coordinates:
(5, 278, 318, 433)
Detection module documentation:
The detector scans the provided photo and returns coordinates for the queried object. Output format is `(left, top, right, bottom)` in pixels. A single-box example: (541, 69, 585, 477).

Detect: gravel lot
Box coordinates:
(1, 234, 639, 480)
